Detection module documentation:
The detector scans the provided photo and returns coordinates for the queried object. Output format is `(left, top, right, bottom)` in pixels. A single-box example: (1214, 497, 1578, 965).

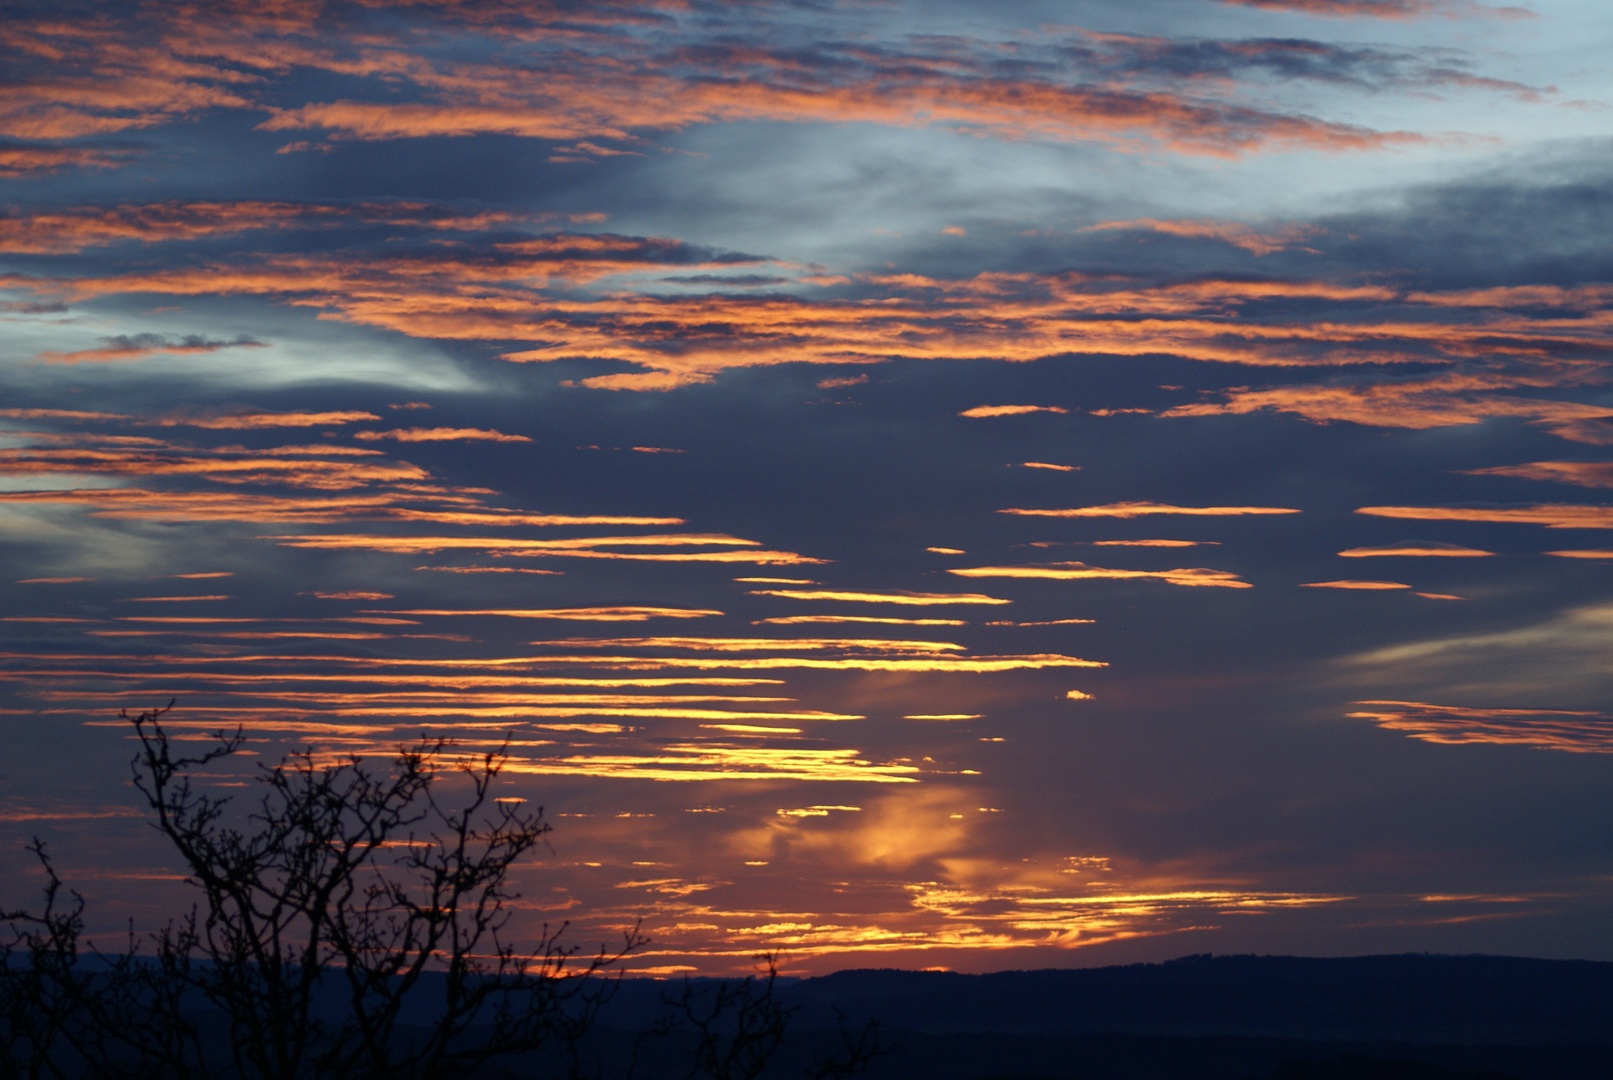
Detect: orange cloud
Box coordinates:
(959, 406, 1068, 418)
(1082, 217, 1320, 255)
(1221, 0, 1536, 17)
(353, 427, 532, 442)
(1165, 377, 1613, 441)
(1349, 701, 1613, 753)
(950, 563, 1250, 587)
(745, 589, 1009, 606)
(413, 565, 565, 574)
(33, 335, 266, 365)
(983, 618, 1095, 626)
(0, 408, 129, 421)
(21, 243, 1613, 392)
(1544, 549, 1613, 559)
(528, 636, 967, 654)
(0, 143, 141, 178)
(264, 532, 761, 552)
(1298, 580, 1412, 590)
(1337, 543, 1493, 557)
(816, 374, 868, 389)
(1021, 462, 1076, 471)
(1001, 502, 1299, 518)
(380, 607, 722, 621)
(118, 594, 230, 602)
(156, 410, 382, 429)
(753, 616, 968, 627)
(0, 200, 535, 253)
(1090, 539, 1214, 547)
(504, 746, 920, 783)
(1356, 504, 1613, 529)
(1463, 461, 1613, 489)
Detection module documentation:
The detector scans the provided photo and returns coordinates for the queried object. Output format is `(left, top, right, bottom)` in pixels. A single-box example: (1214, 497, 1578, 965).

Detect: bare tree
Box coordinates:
(3, 705, 882, 1080)
(4, 703, 643, 1080)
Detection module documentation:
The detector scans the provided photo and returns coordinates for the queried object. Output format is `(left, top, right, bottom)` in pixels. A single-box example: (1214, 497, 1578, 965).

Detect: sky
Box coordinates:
(2, 0, 1613, 977)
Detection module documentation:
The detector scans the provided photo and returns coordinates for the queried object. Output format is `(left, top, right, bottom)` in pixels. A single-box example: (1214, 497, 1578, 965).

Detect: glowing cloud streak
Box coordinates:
(1001, 503, 1300, 518)
(1349, 701, 1613, 753)
(951, 563, 1251, 588)
(745, 590, 1009, 606)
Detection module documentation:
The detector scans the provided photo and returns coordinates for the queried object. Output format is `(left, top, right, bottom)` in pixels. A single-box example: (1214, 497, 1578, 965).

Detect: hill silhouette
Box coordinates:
(587, 953, 1613, 1080)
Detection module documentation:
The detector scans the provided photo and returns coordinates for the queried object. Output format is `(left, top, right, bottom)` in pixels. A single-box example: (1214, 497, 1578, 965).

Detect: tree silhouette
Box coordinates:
(3, 703, 641, 1079)
(1, 704, 882, 1080)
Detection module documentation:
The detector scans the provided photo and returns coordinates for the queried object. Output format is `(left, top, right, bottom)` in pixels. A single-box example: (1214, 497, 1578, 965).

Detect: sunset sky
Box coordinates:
(3, 0, 1613, 976)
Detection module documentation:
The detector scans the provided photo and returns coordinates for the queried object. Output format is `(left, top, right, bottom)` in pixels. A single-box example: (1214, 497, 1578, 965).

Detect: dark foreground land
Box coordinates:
(581, 953, 1613, 1080)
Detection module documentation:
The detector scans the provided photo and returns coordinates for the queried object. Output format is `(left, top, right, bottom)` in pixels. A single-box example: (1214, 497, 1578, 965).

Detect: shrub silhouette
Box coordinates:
(2, 703, 641, 1079)
(2, 705, 882, 1080)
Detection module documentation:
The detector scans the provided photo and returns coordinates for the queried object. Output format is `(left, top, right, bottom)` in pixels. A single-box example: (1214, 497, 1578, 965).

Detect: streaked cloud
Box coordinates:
(1349, 701, 1613, 753)
(950, 562, 1251, 588)
(1299, 580, 1412, 589)
(745, 589, 1010, 606)
(34, 334, 265, 365)
(380, 607, 722, 621)
(1090, 539, 1216, 547)
(1356, 505, 1613, 529)
(959, 406, 1069, 418)
(1462, 462, 1613, 489)
(1081, 218, 1321, 255)
(1000, 503, 1300, 519)
(753, 616, 967, 627)
(352, 427, 533, 442)
(1337, 542, 1494, 557)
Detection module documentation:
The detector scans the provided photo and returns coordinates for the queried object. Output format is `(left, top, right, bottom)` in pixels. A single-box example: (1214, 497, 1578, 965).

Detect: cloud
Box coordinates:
(352, 427, 532, 442)
(0, 200, 540, 253)
(959, 406, 1068, 418)
(1021, 462, 1077, 471)
(119, 594, 231, 603)
(1219, 0, 1534, 18)
(1000, 502, 1300, 518)
(950, 562, 1251, 588)
(379, 607, 723, 621)
(1349, 701, 1613, 753)
(33, 334, 265, 365)
(745, 589, 1010, 606)
(16, 220, 1613, 391)
(1356, 504, 1613, 529)
(1298, 580, 1412, 589)
(1337, 542, 1494, 557)
(1165, 376, 1613, 442)
(1462, 462, 1613, 489)
(1090, 539, 1216, 547)
(0, 141, 142, 178)
(754, 616, 967, 626)
(155, 411, 382, 429)
(817, 374, 868, 389)
(1082, 218, 1321, 255)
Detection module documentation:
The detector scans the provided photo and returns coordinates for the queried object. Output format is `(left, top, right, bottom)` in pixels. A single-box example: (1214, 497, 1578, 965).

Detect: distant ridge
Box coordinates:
(586, 955, 1613, 1079)
(784, 954, 1613, 1045)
